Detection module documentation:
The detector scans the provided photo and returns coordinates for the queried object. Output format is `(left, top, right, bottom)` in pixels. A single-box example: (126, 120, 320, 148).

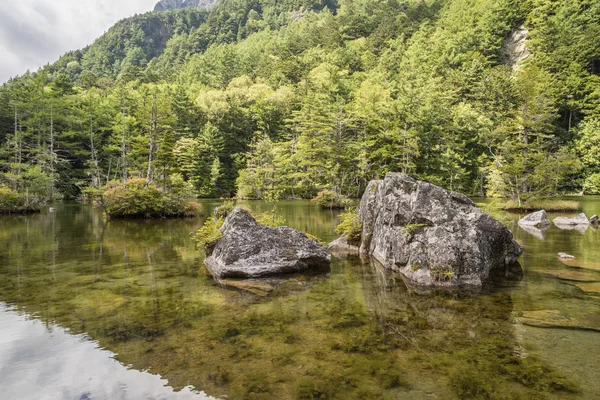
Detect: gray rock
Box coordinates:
(205, 208, 330, 279)
(357, 173, 522, 287)
(518, 210, 551, 228)
(154, 0, 219, 12)
(328, 234, 360, 257)
(571, 213, 590, 225)
(558, 253, 576, 260)
(553, 213, 590, 226)
(553, 216, 574, 225)
(501, 25, 531, 70)
(590, 215, 598, 224)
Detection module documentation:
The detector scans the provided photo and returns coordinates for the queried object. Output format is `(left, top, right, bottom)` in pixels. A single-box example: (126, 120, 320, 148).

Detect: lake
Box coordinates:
(1, 198, 599, 399)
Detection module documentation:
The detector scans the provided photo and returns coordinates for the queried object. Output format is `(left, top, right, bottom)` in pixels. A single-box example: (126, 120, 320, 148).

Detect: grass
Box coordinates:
(501, 199, 580, 212)
(477, 199, 581, 213)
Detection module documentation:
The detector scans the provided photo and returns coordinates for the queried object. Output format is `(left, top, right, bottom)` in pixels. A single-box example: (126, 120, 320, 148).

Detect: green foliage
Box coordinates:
(430, 265, 455, 282)
(102, 177, 201, 218)
(335, 208, 362, 245)
(402, 223, 428, 240)
(195, 217, 224, 252)
(214, 199, 236, 218)
(2, 0, 600, 201)
(584, 173, 600, 195)
(311, 190, 351, 209)
(0, 186, 41, 213)
(254, 209, 286, 227)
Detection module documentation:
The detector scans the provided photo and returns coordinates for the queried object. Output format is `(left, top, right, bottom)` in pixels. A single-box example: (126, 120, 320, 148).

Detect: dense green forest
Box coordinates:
(1, 0, 600, 207)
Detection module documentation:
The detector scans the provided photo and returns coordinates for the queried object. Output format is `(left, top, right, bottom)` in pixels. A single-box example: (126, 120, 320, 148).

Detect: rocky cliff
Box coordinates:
(154, 0, 219, 12)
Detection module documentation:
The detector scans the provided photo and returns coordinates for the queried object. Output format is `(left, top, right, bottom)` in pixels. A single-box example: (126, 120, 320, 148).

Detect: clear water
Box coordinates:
(0, 198, 599, 400)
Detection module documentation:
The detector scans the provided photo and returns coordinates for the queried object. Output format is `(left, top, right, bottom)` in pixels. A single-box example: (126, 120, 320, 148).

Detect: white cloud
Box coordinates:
(0, 0, 159, 83)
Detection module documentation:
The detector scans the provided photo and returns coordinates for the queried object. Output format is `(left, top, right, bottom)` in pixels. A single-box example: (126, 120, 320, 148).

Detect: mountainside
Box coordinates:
(154, 0, 220, 12)
(1, 0, 600, 203)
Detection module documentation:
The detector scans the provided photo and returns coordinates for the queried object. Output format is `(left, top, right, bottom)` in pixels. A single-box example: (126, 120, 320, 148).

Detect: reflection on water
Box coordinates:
(0, 303, 210, 400)
(0, 199, 599, 399)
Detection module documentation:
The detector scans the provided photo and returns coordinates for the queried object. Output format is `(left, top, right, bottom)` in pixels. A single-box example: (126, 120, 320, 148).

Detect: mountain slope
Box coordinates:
(154, 0, 220, 12)
(1, 0, 600, 203)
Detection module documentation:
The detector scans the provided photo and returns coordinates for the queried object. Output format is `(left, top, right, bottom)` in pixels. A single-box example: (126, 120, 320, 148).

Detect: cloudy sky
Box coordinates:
(0, 0, 159, 83)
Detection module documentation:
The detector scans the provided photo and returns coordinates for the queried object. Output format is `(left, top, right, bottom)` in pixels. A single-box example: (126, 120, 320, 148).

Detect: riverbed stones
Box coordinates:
(356, 173, 523, 287)
(518, 210, 551, 228)
(205, 208, 331, 279)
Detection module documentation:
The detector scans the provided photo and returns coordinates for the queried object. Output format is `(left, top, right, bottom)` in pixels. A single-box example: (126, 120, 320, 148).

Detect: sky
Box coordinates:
(0, 0, 159, 84)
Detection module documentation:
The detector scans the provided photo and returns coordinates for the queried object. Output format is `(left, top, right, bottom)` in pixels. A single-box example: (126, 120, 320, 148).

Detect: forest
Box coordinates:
(1, 0, 600, 210)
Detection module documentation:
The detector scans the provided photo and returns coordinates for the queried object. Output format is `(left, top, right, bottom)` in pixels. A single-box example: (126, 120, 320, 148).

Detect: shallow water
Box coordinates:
(0, 198, 599, 399)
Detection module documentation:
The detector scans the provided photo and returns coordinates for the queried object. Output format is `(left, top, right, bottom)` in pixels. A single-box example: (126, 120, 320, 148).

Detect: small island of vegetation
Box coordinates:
(100, 175, 201, 218)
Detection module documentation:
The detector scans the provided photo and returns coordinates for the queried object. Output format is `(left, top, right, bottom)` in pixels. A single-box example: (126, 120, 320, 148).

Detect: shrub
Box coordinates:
(0, 187, 20, 212)
(583, 173, 600, 195)
(312, 190, 352, 209)
(0, 186, 44, 213)
(254, 209, 286, 227)
(195, 217, 224, 254)
(335, 208, 362, 245)
(214, 199, 235, 218)
(102, 177, 202, 218)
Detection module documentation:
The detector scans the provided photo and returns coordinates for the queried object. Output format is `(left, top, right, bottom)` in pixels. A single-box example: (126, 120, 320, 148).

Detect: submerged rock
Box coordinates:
(517, 310, 600, 332)
(356, 173, 522, 287)
(537, 269, 600, 282)
(518, 210, 551, 228)
(558, 253, 576, 260)
(205, 208, 330, 279)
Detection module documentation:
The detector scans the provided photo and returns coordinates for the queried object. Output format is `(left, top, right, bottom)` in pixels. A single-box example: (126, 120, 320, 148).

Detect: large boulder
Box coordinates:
(357, 173, 522, 287)
(205, 208, 330, 278)
(518, 210, 551, 228)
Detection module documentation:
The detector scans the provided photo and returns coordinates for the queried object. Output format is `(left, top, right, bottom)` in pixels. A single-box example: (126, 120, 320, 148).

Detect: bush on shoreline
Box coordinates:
(0, 186, 45, 214)
(312, 190, 352, 210)
(101, 177, 202, 218)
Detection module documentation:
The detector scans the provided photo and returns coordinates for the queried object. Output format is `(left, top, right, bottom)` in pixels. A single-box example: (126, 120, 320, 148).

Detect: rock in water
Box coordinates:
(358, 173, 522, 287)
(558, 253, 576, 260)
(518, 210, 551, 228)
(328, 234, 360, 257)
(570, 213, 590, 225)
(554, 213, 590, 226)
(205, 208, 330, 278)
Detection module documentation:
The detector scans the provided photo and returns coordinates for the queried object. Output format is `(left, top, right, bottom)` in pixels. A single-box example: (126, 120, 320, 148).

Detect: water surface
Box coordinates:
(0, 199, 599, 399)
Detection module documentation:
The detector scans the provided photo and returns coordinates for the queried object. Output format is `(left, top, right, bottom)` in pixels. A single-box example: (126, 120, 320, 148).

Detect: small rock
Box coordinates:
(328, 234, 360, 257)
(591, 215, 599, 224)
(570, 213, 590, 225)
(558, 253, 576, 260)
(518, 210, 551, 228)
(553, 213, 590, 226)
(553, 216, 575, 226)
